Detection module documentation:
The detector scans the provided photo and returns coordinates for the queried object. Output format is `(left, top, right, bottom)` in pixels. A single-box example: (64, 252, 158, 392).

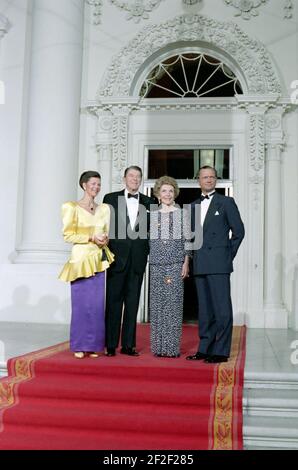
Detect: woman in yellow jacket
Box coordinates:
(59, 171, 114, 358)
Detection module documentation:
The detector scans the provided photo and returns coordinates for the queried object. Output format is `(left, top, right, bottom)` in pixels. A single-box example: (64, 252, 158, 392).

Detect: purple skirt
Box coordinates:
(70, 272, 105, 352)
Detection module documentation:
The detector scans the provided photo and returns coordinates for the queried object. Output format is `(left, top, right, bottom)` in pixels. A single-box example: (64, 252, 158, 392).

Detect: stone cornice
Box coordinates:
(83, 96, 296, 115)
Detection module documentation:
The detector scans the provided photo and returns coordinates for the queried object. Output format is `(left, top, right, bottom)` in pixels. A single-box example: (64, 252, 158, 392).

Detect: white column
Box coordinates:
(0, 14, 10, 106)
(15, 0, 84, 263)
(264, 141, 288, 327)
(263, 110, 288, 327)
(292, 256, 298, 331)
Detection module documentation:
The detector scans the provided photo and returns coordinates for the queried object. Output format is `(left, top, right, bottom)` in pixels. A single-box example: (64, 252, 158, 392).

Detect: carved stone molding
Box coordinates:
(265, 115, 281, 130)
(86, 1, 204, 24)
(109, 0, 164, 23)
(86, 0, 294, 26)
(86, 0, 103, 25)
(0, 14, 11, 39)
(84, 97, 293, 116)
(248, 111, 266, 210)
(111, 108, 131, 183)
(99, 14, 281, 98)
(224, 0, 294, 20)
(249, 113, 265, 173)
(224, 0, 268, 20)
(99, 114, 113, 131)
(284, 0, 293, 19)
(264, 108, 287, 150)
(87, 0, 104, 24)
(183, 0, 200, 4)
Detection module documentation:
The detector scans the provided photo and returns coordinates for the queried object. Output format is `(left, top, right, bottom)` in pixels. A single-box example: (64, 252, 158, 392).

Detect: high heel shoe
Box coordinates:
(88, 352, 99, 358)
(74, 352, 85, 359)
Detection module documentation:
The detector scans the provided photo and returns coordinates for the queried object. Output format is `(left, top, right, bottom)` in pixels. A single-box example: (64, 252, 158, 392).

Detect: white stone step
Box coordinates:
(243, 388, 298, 418)
(243, 415, 298, 450)
(244, 371, 298, 390)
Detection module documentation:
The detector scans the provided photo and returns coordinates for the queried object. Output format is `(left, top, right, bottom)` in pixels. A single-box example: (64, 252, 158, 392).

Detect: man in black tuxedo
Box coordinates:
(187, 166, 244, 363)
(103, 166, 155, 357)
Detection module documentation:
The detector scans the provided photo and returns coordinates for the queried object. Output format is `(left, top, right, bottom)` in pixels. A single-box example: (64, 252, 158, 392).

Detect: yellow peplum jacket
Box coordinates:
(59, 201, 114, 283)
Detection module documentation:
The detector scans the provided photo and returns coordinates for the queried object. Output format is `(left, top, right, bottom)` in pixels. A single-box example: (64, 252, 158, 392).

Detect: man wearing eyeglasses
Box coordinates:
(187, 166, 245, 363)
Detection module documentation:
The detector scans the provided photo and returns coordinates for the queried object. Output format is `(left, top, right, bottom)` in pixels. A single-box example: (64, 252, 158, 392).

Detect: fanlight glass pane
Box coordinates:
(140, 53, 243, 98)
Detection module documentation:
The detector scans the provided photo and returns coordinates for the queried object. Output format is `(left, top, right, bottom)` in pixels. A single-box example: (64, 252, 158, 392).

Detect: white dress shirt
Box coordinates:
(200, 191, 215, 225)
(125, 189, 139, 229)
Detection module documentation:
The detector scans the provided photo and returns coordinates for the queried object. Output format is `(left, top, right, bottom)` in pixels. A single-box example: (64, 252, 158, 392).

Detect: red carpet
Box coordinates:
(0, 325, 245, 450)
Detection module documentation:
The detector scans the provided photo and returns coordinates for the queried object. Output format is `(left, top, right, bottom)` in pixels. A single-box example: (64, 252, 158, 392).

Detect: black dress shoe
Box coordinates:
(186, 352, 208, 361)
(106, 348, 116, 357)
(120, 347, 139, 357)
(204, 355, 228, 364)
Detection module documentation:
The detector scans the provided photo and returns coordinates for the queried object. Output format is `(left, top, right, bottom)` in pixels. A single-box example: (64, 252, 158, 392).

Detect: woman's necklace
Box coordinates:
(79, 199, 95, 211)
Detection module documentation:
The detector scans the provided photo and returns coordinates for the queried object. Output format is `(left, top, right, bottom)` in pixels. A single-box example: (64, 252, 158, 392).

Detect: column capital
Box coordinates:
(265, 111, 285, 149)
(236, 95, 279, 112)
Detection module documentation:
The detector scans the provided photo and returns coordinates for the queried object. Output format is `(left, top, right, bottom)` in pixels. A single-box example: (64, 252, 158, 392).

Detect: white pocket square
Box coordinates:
(215, 211, 219, 216)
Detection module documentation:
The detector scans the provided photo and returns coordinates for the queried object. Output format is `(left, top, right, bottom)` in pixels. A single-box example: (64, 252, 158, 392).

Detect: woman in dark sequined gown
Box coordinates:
(149, 176, 192, 358)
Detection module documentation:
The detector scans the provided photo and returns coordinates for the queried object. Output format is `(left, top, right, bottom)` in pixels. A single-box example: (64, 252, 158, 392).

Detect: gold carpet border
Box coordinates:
(212, 326, 244, 450)
(0, 342, 69, 428)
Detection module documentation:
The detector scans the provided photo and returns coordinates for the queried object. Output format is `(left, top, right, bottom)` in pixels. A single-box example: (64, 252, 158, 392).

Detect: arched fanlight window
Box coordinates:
(140, 53, 243, 98)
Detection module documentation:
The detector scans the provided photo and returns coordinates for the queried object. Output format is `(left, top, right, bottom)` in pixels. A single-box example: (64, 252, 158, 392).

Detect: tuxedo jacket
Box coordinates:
(191, 192, 245, 275)
(103, 190, 155, 274)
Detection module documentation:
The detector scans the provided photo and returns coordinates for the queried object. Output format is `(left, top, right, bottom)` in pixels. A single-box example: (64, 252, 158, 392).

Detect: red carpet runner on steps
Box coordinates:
(0, 325, 246, 450)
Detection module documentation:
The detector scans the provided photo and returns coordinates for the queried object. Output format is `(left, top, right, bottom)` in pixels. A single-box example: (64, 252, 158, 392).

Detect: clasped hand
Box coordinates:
(93, 233, 108, 247)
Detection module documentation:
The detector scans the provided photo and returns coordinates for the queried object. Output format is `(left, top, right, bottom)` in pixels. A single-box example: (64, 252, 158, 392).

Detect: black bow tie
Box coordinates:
(200, 192, 215, 202)
(128, 193, 138, 199)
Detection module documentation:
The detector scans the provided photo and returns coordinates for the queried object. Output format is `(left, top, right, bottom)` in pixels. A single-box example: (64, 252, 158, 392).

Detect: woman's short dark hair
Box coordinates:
(79, 171, 101, 189)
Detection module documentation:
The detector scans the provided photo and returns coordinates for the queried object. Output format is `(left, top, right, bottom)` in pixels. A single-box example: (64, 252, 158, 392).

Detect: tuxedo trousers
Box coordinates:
(105, 252, 145, 349)
(194, 273, 233, 357)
